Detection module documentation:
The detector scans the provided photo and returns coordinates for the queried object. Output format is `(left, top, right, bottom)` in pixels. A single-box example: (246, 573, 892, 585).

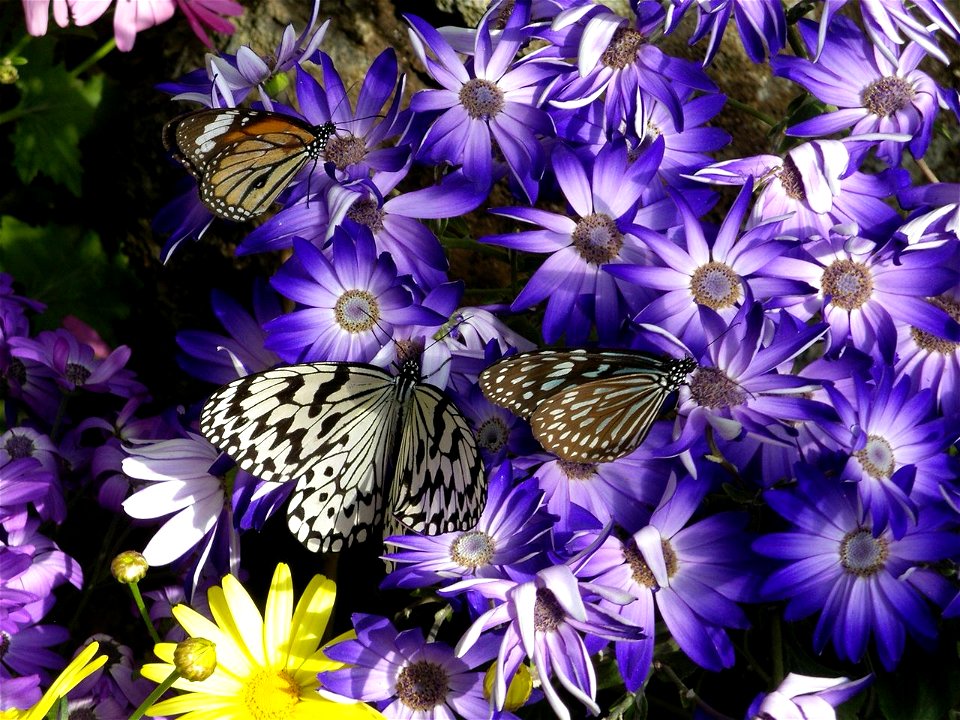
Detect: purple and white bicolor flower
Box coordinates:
(442, 532, 645, 720)
(772, 17, 940, 164)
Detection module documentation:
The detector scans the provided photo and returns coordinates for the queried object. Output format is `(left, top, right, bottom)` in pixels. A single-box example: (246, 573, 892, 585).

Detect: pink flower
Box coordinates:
(174, 0, 243, 48)
(23, 0, 177, 51)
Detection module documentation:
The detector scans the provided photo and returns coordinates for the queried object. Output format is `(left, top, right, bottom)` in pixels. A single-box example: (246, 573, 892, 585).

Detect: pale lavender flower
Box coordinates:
(746, 673, 874, 720)
(444, 547, 645, 720)
(121, 433, 235, 573)
(895, 290, 960, 415)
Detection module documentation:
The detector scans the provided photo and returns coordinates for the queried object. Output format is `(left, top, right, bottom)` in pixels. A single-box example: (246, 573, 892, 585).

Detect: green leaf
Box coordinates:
(0, 216, 131, 342)
(9, 37, 103, 195)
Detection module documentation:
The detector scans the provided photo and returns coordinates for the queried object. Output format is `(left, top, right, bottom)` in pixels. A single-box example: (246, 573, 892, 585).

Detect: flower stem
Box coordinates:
(128, 668, 181, 720)
(70, 37, 116, 78)
(724, 97, 777, 129)
(653, 661, 737, 720)
(130, 580, 163, 645)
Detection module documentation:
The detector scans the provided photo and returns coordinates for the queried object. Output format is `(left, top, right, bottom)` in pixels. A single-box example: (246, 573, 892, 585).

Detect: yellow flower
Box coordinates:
(0, 642, 107, 720)
(140, 563, 383, 720)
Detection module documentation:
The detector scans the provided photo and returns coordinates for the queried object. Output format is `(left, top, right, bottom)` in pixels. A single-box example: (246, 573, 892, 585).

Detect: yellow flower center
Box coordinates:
(243, 669, 301, 719)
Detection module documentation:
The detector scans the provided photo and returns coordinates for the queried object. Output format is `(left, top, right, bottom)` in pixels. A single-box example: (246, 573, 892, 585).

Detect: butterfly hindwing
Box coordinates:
(388, 384, 485, 538)
(200, 363, 401, 553)
(529, 373, 671, 462)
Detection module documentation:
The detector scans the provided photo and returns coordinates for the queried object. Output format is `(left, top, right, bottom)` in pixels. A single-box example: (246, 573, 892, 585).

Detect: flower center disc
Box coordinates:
(840, 528, 888, 576)
(324, 134, 368, 170)
(476, 416, 509, 453)
(861, 76, 914, 117)
(347, 197, 385, 232)
(572, 213, 623, 265)
(533, 588, 565, 632)
(396, 660, 449, 711)
(243, 669, 300, 720)
(690, 261, 741, 308)
(821, 258, 873, 310)
(451, 529, 496, 568)
(854, 434, 895, 479)
(459, 78, 505, 120)
(601, 27, 643, 69)
(910, 296, 960, 355)
(777, 157, 806, 201)
(334, 289, 380, 333)
(687, 366, 745, 409)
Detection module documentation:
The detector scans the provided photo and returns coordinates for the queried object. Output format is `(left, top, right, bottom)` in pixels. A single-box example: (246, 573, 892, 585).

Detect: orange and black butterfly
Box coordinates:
(163, 108, 335, 221)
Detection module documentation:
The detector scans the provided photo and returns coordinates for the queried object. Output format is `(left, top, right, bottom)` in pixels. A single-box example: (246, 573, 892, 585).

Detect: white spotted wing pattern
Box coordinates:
(200, 360, 485, 553)
(479, 349, 697, 463)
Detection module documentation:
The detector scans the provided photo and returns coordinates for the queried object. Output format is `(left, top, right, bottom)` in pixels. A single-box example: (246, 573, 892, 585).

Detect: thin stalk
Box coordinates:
(725, 97, 778, 128)
(69, 37, 116, 78)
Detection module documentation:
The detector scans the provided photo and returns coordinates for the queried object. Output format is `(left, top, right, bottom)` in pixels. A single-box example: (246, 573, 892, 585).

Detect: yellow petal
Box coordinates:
(263, 563, 294, 668)
(288, 574, 335, 663)
(215, 576, 266, 667)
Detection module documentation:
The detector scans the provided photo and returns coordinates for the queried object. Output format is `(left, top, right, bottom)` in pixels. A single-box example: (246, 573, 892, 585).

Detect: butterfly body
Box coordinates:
(200, 360, 484, 553)
(164, 108, 335, 221)
(480, 349, 697, 463)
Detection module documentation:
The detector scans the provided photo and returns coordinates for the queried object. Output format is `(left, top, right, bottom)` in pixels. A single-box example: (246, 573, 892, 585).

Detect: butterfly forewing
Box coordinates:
(388, 384, 485, 537)
(480, 349, 696, 462)
(200, 360, 486, 554)
(164, 108, 333, 221)
(200, 363, 401, 553)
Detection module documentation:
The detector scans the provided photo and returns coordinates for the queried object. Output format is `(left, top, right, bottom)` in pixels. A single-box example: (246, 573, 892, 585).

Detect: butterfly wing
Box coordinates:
(164, 108, 319, 221)
(199, 363, 400, 553)
(529, 373, 673, 462)
(479, 349, 674, 419)
(386, 383, 485, 538)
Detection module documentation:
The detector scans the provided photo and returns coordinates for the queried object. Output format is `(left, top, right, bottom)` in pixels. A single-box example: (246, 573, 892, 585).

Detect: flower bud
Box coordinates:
(110, 551, 148, 584)
(173, 638, 217, 681)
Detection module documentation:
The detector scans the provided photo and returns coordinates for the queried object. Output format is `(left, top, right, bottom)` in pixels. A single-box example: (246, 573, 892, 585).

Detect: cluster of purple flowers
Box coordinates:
(5, 0, 959, 717)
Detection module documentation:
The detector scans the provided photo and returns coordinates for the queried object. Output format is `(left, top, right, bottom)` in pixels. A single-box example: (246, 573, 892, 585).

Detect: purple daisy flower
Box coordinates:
(481, 139, 662, 343)
(293, 52, 409, 182)
(575, 475, 754, 690)
(691, 139, 907, 242)
(761, 233, 960, 361)
(895, 289, 960, 414)
(405, 2, 558, 202)
(818, 0, 959, 65)
(607, 179, 813, 349)
(238, 169, 486, 291)
(459, 382, 539, 467)
(320, 614, 514, 720)
(176, 280, 281, 384)
(815, 370, 955, 538)
(546, 1, 716, 131)
(667, 303, 836, 460)
(0, 457, 60, 529)
(754, 465, 960, 670)
(265, 232, 442, 364)
(444, 546, 645, 720)
(897, 182, 960, 247)
(8, 328, 146, 399)
(514, 425, 674, 535)
(668, 0, 786, 65)
(772, 17, 940, 164)
(382, 467, 555, 590)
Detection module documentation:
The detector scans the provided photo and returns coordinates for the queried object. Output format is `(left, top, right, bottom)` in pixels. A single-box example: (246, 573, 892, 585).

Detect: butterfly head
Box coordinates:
(307, 121, 337, 159)
(669, 356, 698, 390)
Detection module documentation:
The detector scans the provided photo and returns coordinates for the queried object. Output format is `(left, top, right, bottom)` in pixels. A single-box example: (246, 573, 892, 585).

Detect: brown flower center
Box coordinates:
(346, 197, 385, 233)
(861, 76, 914, 117)
(396, 660, 449, 711)
(572, 213, 623, 265)
(601, 27, 643, 69)
(690, 261, 741, 309)
(476, 416, 509, 454)
(533, 588, 566, 632)
(821, 258, 873, 310)
(323, 133, 368, 170)
(777, 156, 805, 201)
(334, 289, 380, 333)
(623, 539, 677, 588)
(459, 78, 504, 120)
(687, 366, 746, 409)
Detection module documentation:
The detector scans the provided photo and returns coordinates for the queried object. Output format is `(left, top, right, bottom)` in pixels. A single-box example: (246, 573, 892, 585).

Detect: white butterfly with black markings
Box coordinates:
(200, 358, 485, 553)
(480, 349, 697, 463)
